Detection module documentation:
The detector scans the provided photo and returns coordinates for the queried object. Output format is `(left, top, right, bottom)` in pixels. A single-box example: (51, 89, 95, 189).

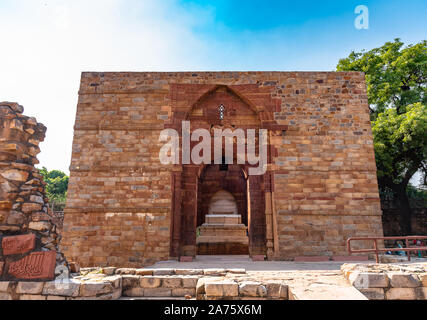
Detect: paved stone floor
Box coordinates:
(149, 255, 427, 300)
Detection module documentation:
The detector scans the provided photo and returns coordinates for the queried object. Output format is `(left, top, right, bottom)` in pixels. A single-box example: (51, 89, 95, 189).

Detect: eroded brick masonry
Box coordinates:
(62, 72, 383, 267)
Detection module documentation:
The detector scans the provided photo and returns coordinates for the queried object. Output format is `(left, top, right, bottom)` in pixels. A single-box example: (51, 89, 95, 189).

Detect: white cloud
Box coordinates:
(0, 0, 213, 173)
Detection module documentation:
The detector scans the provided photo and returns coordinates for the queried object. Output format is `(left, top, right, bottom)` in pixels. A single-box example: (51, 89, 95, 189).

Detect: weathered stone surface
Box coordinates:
(152, 268, 174, 276)
(28, 221, 51, 231)
(135, 269, 153, 276)
(0, 292, 12, 300)
(140, 276, 161, 288)
(19, 294, 46, 300)
(102, 267, 117, 275)
(205, 280, 239, 297)
(46, 295, 67, 300)
(116, 268, 136, 275)
(80, 282, 113, 297)
(203, 268, 226, 276)
(226, 268, 246, 274)
(22, 203, 43, 214)
(386, 288, 417, 300)
(175, 269, 204, 276)
(389, 273, 421, 288)
(182, 276, 199, 288)
(161, 277, 182, 288)
(265, 281, 288, 299)
(172, 288, 196, 297)
(418, 274, 427, 287)
(43, 280, 81, 297)
(348, 272, 389, 289)
(416, 287, 427, 300)
(239, 281, 267, 297)
(143, 288, 172, 297)
(0, 282, 10, 292)
(123, 287, 145, 297)
(104, 275, 122, 289)
(2, 234, 36, 256)
(359, 288, 385, 300)
(8, 251, 56, 280)
(1, 169, 29, 182)
(195, 277, 223, 295)
(0, 262, 4, 276)
(16, 282, 44, 294)
(121, 275, 140, 289)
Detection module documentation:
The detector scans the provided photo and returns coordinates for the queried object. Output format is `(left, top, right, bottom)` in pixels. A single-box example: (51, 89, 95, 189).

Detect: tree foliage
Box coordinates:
(337, 39, 427, 117)
(337, 39, 427, 235)
(39, 167, 69, 205)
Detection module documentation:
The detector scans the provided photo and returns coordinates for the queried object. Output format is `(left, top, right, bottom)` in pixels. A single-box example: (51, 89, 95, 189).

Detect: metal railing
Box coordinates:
(347, 236, 427, 263)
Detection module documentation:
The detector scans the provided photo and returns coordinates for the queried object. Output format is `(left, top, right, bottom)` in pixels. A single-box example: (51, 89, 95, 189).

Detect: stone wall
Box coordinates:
(62, 72, 383, 267)
(342, 263, 427, 300)
(0, 102, 69, 280)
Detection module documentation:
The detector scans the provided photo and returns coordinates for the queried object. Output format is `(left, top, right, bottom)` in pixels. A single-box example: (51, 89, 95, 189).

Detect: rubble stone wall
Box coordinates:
(0, 102, 68, 281)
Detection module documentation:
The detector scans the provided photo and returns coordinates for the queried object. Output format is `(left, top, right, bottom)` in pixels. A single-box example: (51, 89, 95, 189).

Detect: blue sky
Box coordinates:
(0, 0, 426, 173)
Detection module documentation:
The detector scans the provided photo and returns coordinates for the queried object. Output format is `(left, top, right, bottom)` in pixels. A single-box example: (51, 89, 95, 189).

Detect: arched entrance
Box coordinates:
(196, 166, 249, 255)
(169, 85, 268, 258)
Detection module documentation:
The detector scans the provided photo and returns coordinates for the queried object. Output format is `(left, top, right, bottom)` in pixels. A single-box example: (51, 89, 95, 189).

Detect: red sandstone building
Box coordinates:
(62, 72, 384, 267)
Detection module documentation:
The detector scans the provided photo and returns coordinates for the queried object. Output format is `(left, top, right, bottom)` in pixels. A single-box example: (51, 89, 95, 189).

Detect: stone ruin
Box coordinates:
(0, 102, 69, 281)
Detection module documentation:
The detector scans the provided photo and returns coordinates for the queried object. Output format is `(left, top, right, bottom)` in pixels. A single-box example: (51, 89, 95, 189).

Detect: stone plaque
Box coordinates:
(8, 251, 56, 280)
(2, 234, 36, 256)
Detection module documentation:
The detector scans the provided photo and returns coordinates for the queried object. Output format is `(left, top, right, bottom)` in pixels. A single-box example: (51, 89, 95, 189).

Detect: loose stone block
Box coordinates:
(348, 272, 389, 289)
(8, 251, 56, 280)
(359, 288, 385, 300)
(43, 280, 81, 297)
(80, 282, 113, 297)
(121, 275, 141, 289)
(389, 273, 421, 288)
(2, 234, 36, 255)
(265, 281, 288, 299)
(239, 281, 267, 297)
(205, 280, 239, 297)
(104, 275, 122, 289)
(16, 282, 44, 294)
(140, 276, 161, 288)
(386, 288, 417, 300)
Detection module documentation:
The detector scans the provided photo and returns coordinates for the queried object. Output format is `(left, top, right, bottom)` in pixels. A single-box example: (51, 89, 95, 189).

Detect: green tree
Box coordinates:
(39, 167, 69, 208)
(337, 39, 427, 118)
(337, 39, 427, 235)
